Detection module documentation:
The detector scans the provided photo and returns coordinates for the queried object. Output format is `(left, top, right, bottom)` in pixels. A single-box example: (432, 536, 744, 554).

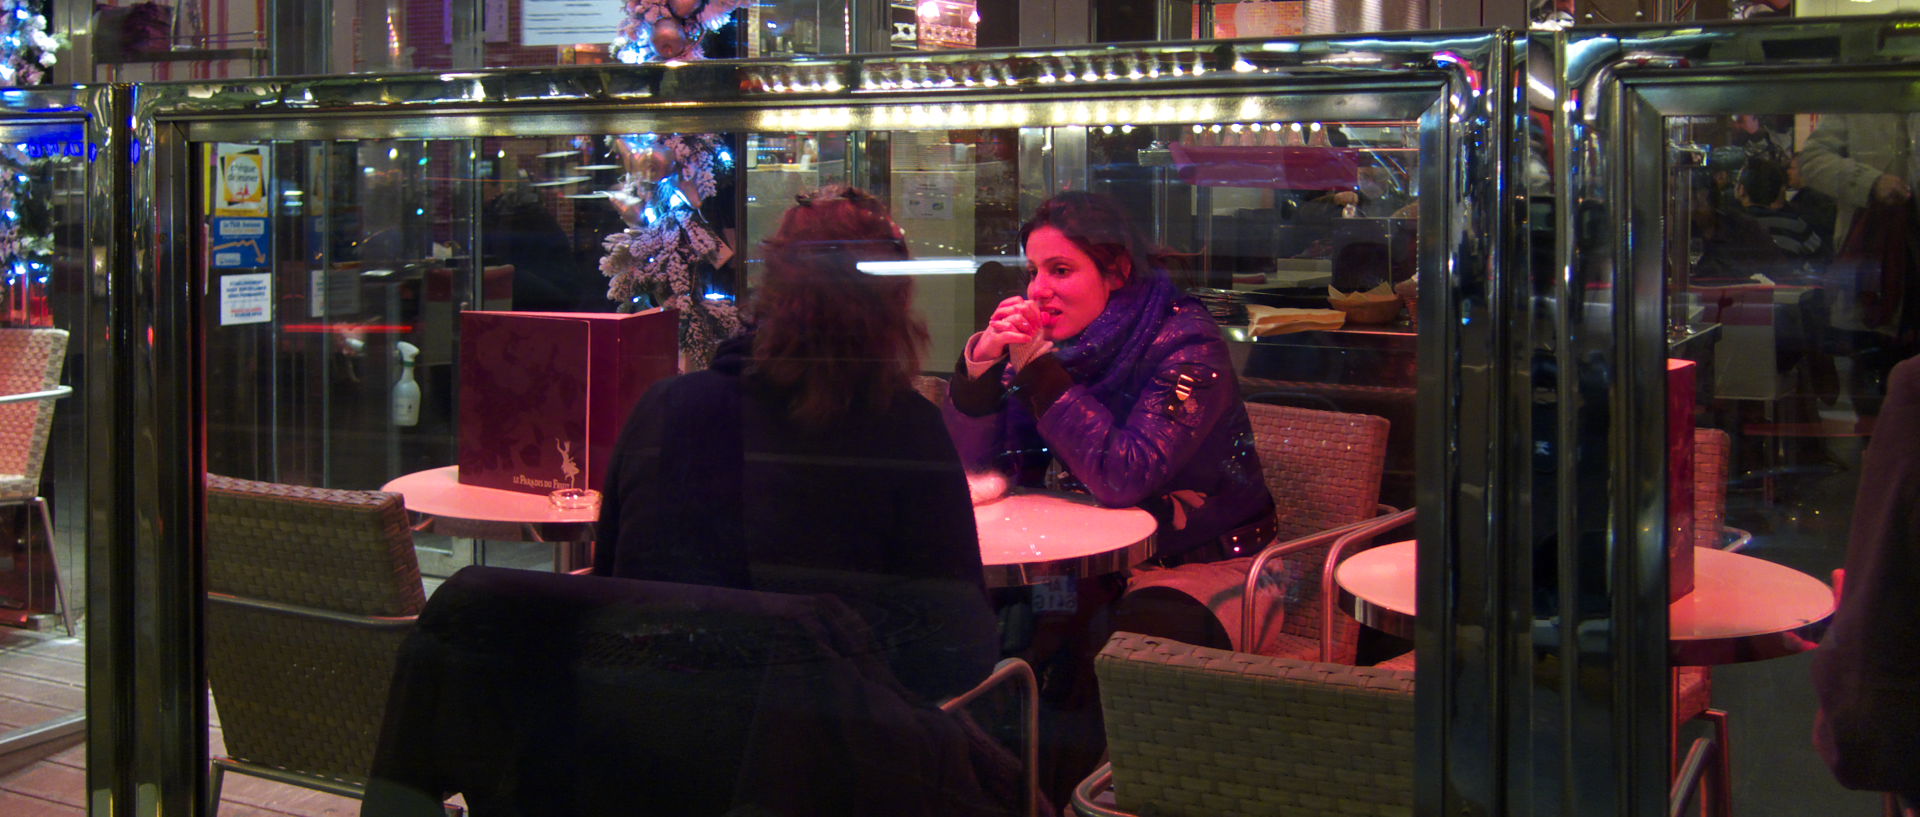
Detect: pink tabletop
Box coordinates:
(1669, 547, 1835, 665)
(1334, 541, 1836, 665)
(381, 466, 597, 543)
(973, 492, 1157, 588)
(1333, 540, 1418, 640)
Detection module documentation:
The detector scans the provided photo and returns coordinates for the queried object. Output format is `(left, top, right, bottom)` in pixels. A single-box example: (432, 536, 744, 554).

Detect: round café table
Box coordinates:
(1334, 541, 1836, 665)
(973, 491, 1157, 588)
(381, 465, 597, 571)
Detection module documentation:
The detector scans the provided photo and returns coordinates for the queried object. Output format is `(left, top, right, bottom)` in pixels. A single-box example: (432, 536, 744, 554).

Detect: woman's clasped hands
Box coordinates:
(975, 295, 1055, 371)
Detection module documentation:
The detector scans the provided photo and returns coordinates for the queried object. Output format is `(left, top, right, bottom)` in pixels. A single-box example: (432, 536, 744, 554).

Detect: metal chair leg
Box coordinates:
(208, 760, 227, 817)
(28, 498, 73, 636)
(1701, 709, 1732, 817)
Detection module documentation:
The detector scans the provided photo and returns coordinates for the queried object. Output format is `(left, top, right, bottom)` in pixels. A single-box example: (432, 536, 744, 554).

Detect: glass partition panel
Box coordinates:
(0, 115, 93, 745)
(1659, 105, 1901, 816)
(0, 100, 110, 778)
(1560, 19, 1920, 815)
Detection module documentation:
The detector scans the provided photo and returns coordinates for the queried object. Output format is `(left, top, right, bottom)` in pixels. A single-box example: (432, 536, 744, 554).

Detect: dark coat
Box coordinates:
(1812, 355, 1920, 801)
(944, 299, 1273, 562)
(594, 335, 999, 703)
(364, 567, 1023, 817)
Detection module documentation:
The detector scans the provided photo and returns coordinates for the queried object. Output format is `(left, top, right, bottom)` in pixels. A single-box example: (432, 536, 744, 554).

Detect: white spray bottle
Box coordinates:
(393, 341, 421, 427)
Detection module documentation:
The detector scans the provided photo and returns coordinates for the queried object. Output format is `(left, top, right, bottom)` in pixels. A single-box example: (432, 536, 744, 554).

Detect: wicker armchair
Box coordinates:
(1073, 632, 1415, 817)
(0, 327, 72, 634)
(1125, 402, 1392, 660)
(1692, 428, 1751, 552)
(203, 474, 428, 815)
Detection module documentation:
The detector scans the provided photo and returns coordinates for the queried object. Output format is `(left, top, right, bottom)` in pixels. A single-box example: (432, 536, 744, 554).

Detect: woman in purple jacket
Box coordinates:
(945, 192, 1275, 801)
(945, 191, 1275, 566)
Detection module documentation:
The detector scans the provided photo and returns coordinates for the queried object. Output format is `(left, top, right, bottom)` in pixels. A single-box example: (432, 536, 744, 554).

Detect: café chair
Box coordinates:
(0, 327, 73, 635)
(1304, 506, 1416, 663)
(1671, 735, 1726, 817)
(1071, 631, 1415, 817)
(1124, 402, 1393, 661)
(1691, 428, 1751, 552)
(364, 566, 1038, 817)
(203, 474, 430, 815)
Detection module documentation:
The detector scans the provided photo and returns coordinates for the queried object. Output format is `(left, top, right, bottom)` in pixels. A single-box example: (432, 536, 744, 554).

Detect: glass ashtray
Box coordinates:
(548, 488, 602, 512)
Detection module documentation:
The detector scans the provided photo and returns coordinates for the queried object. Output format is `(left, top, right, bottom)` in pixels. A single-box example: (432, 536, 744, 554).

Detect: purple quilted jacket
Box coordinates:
(943, 299, 1272, 561)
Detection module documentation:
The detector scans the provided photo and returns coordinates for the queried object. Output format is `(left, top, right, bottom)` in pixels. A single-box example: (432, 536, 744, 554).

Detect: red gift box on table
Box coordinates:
(458, 309, 678, 496)
(1668, 358, 1697, 601)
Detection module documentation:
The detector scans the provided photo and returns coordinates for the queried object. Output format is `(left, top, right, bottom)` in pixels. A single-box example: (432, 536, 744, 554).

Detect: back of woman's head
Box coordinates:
(752, 185, 928, 426)
(1019, 191, 1162, 284)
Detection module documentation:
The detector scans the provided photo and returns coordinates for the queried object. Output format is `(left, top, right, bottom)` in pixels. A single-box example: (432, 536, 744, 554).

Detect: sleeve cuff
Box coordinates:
(949, 354, 1009, 417)
(961, 332, 1001, 380)
(1011, 354, 1073, 416)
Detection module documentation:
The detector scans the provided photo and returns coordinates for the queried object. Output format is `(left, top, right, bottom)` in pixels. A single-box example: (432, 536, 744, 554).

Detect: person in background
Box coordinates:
(1787, 151, 1840, 258)
(595, 184, 997, 703)
(1812, 353, 1920, 810)
(1737, 157, 1826, 271)
(1304, 165, 1410, 221)
(1798, 113, 1920, 421)
(1731, 0, 1792, 18)
(1731, 114, 1793, 169)
(481, 168, 586, 312)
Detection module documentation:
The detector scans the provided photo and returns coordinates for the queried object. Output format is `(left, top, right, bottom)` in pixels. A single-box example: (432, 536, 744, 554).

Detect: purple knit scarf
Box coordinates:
(1048, 272, 1180, 412)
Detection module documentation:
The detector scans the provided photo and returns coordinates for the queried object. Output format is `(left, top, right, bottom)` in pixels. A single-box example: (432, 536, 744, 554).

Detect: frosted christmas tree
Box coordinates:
(599, 0, 749, 370)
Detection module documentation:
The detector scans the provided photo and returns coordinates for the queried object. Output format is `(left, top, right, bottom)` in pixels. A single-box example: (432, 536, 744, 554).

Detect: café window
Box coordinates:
(145, 42, 1463, 813)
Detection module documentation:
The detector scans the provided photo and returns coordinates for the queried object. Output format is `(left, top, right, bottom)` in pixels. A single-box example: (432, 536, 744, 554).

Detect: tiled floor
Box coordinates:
(0, 532, 569, 817)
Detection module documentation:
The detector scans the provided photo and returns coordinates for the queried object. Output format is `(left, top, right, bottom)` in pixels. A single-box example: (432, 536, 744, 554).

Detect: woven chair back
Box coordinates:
(912, 374, 950, 406)
(1097, 632, 1414, 817)
(204, 474, 426, 786)
(1245, 402, 1390, 651)
(1693, 428, 1731, 550)
(0, 328, 67, 494)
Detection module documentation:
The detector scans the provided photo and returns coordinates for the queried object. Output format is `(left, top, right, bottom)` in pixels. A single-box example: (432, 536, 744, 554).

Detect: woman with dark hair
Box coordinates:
(595, 185, 997, 702)
(947, 191, 1274, 567)
(946, 191, 1275, 803)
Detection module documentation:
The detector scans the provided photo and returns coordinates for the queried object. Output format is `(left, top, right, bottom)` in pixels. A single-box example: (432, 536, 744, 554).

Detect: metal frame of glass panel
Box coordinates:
(0, 82, 132, 811)
(117, 33, 1507, 815)
(1550, 15, 1920, 817)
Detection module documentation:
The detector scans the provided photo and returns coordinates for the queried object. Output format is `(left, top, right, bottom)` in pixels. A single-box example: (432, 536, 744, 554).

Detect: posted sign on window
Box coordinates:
(219, 273, 273, 326)
(212, 144, 269, 217)
(521, 0, 625, 46)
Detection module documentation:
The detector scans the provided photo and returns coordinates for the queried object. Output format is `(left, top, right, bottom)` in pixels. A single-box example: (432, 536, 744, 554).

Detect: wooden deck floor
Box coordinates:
(0, 627, 364, 816)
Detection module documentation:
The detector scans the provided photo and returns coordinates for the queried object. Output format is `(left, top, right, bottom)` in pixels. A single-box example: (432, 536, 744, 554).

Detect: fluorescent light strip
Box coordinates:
(856, 259, 977, 276)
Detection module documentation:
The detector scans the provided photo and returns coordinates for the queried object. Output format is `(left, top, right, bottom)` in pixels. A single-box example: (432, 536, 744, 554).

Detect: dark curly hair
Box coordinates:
(1017, 191, 1166, 284)
(751, 185, 927, 427)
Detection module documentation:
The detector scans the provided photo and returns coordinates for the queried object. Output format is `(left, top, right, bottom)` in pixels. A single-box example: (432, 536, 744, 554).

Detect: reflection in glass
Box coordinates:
(1662, 109, 1914, 814)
